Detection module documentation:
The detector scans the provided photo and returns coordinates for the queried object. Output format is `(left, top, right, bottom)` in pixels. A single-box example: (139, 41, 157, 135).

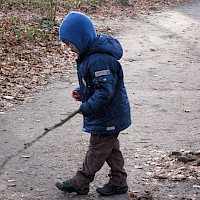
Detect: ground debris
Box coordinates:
(130, 190, 153, 199)
(146, 151, 200, 181)
(169, 151, 200, 164)
(22, 155, 31, 158)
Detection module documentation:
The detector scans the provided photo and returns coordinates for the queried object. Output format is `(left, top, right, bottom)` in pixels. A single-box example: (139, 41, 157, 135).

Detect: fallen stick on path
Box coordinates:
(0, 108, 81, 172)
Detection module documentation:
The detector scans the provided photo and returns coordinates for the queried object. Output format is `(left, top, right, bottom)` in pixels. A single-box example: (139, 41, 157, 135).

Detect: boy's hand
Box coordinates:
(72, 90, 81, 101)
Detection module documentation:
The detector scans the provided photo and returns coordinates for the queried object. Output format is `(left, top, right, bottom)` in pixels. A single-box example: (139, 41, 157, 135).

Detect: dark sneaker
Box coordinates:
(96, 183, 128, 196)
(55, 179, 89, 195)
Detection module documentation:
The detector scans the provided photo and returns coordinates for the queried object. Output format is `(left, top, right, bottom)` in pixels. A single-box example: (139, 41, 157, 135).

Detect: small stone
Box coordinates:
(8, 180, 16, 183)
(171, 151, 182, 156)
(184, 110, 191, 113)
(185, 154, 196, 162)
(22, 155, 31, 158)
(7, 184, 16, 187)
(177, 156, 189, 163)
(149, 7, 158, 11)
(194, 151, 200, 156)
(193, 185, 200, 188)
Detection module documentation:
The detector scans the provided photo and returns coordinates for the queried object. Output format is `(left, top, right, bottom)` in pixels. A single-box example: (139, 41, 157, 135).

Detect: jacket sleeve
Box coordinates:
(74, 87, 81, 93)
(80, 63, 118, 117)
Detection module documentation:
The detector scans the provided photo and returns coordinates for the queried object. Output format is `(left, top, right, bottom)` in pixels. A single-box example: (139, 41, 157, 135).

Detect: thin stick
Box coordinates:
(0, 108, 80, 172)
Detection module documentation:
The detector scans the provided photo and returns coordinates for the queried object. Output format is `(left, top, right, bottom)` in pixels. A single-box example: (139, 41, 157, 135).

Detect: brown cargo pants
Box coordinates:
(73, 132, 127, 189)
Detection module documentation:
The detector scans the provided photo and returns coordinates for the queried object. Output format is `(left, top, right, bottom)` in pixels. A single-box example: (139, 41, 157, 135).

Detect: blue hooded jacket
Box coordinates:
(60, 12, 131, 134)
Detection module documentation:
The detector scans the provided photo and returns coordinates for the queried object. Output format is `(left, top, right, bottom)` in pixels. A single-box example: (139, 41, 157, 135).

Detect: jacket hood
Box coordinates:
(59, 12, 97, 53)
(87, 34, 123, 60)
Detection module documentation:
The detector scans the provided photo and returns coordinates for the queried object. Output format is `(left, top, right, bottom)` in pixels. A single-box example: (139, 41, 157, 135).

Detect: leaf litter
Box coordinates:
(146, 151, 200, 182)
(129, 150, 200, 199)
(0, 0, 193, 112)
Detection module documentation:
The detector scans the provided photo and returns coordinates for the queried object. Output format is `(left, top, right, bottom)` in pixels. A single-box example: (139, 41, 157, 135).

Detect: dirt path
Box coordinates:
(0, 1, 200, 199)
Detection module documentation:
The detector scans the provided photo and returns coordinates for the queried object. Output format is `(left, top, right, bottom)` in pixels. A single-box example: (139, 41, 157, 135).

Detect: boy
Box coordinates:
(56, 12, 131, 196)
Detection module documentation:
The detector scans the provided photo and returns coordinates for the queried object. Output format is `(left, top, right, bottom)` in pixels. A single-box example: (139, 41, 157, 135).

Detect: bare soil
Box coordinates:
(0, 1, 200, 199)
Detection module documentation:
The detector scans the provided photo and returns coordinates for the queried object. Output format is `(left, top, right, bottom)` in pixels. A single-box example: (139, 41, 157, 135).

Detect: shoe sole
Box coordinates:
(96, 188, 128, 196)
(56, 182, 89, 195)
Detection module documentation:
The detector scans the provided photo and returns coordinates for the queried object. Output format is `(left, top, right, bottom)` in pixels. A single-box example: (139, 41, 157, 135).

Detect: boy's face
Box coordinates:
(63, 40, 79, 54)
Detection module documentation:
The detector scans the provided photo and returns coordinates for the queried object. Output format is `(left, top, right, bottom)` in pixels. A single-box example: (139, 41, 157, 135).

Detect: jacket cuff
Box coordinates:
(74, 87, 81, 93)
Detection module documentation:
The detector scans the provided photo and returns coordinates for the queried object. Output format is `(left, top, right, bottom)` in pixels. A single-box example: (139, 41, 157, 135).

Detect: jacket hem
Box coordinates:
(82, 122, 131, 135)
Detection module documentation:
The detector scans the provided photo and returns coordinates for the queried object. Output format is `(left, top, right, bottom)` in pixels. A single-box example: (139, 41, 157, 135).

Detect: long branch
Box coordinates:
(0, 108, 81, 172)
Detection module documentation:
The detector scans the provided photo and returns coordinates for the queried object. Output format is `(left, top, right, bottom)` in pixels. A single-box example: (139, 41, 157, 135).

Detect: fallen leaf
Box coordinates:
(107, 26, 111, 31)
(130, 193, 137, 198)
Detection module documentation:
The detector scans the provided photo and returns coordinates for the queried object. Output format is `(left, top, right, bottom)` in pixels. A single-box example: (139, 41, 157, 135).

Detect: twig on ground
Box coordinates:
(0, 108, 81, 172)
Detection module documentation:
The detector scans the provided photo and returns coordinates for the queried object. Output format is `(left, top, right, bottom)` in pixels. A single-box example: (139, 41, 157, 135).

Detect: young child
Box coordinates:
(56, 12, 131, 196)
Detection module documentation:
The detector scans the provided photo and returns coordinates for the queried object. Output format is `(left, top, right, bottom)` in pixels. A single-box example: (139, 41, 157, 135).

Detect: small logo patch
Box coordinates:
(95, 69, 110, 77)
(106, 126, 116, 131)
